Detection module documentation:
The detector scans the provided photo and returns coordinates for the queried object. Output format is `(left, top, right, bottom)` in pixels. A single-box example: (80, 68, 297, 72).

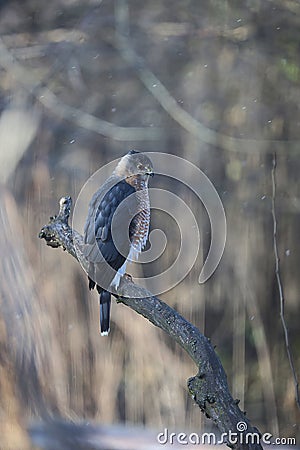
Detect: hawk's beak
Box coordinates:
(148, 171, 154, 177)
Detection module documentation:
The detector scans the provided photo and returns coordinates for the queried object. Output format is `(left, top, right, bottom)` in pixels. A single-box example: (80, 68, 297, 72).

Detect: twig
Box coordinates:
(271, 153, 300, 410)
(114, 0, 300, 154)
(0, 37, 162, 141)
(39, 196, 263, 450)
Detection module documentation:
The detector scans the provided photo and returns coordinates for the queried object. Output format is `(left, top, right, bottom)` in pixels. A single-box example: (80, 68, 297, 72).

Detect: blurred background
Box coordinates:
(0, 0, 299, 448)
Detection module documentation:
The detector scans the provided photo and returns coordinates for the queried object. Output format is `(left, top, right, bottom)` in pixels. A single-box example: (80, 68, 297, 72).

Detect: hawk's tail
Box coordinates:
(99, 290, 111, 336)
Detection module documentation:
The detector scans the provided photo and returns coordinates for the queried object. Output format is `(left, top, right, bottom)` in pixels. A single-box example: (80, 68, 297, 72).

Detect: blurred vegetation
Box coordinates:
(0, 0, 299, 448)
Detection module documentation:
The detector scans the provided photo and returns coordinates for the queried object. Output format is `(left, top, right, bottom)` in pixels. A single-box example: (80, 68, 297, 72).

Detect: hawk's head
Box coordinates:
(114, 150, 154, 180)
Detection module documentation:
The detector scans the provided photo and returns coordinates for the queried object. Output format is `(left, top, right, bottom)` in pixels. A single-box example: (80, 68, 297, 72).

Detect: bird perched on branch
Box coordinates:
(83, 151, 153, 335)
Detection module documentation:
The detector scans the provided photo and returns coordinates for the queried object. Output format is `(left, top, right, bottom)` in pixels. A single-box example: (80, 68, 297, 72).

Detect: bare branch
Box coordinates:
(0, 38, 162, 141)
(114, 0, 300, 154)
(39, 196, 263, 450)
(271, 153, 300, 410)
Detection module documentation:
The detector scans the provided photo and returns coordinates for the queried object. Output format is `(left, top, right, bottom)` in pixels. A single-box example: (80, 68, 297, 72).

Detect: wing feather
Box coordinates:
(83, 177, 136, 287)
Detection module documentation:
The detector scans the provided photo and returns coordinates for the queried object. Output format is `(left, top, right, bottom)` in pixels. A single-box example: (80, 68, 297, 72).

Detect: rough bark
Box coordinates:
(39, 196, 263, 450)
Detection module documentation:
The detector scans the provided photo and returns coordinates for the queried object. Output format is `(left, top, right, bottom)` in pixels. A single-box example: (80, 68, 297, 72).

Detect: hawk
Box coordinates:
(83, 151, 153, 335)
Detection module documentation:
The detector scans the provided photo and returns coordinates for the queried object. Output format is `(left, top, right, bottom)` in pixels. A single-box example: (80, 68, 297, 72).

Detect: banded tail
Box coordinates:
(99, 290, 111, 336)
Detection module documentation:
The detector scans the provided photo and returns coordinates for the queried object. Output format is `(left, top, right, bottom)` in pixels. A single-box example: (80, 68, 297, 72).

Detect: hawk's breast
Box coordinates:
(111, 183, 150, 288)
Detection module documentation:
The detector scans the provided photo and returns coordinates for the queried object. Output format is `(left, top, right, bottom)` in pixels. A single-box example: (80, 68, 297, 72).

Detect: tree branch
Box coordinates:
(0, 37, 162, 141)
(39, 196, 262, 450)
(113, 0, 300, 155)
(271, 153, 300, 410)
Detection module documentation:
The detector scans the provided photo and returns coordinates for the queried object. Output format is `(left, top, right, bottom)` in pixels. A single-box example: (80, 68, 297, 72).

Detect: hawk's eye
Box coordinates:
(137, 163, 144, 170)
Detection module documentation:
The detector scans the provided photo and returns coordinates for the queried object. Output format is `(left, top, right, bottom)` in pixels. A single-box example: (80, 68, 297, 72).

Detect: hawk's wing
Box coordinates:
(83, 176, 136, 289)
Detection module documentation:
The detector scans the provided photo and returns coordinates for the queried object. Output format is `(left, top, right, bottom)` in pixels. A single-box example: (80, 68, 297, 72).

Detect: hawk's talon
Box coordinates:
(124, 273, 133, 282)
